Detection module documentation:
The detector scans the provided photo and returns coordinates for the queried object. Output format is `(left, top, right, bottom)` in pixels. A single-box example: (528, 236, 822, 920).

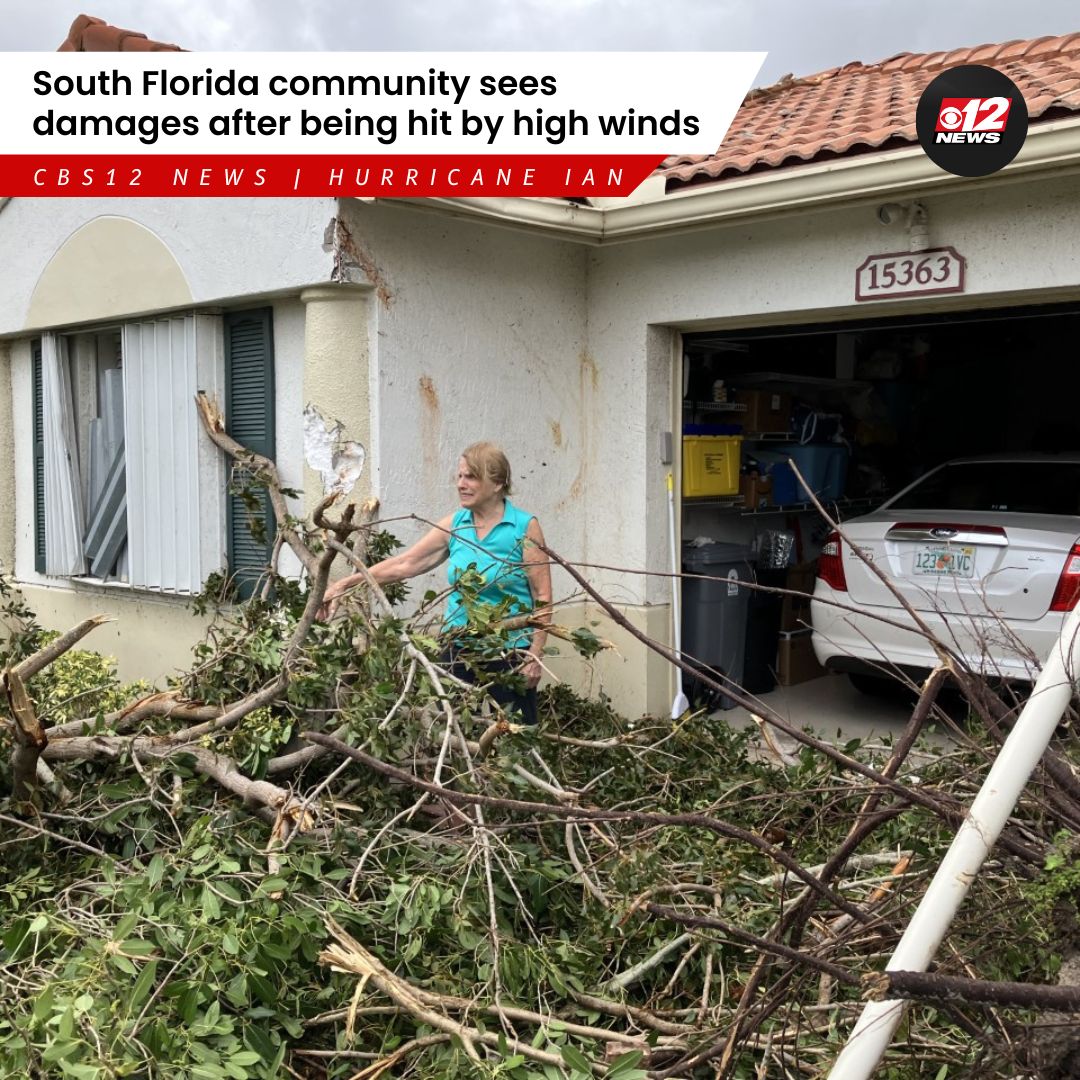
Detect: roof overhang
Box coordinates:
(386, 116, 1080, 245)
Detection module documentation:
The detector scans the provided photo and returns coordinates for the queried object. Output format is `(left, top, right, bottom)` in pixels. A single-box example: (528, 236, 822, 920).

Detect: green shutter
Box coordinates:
(224, 309, 275, 600)
(31, 340, 46, 574)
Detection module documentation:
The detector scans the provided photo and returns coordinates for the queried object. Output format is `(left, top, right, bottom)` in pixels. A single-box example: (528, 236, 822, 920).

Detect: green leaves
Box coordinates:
(607, 1050, 646, 1079)
(559, 1044, 592, 1076)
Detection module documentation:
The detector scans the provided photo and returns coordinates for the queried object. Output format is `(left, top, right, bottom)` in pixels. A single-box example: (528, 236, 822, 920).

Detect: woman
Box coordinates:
(321, 442, 552, 724)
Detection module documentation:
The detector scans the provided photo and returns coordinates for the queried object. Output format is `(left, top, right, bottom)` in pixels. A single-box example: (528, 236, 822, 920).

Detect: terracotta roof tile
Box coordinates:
(662, 31, 1080, 189)
(59, 13, 183, 52)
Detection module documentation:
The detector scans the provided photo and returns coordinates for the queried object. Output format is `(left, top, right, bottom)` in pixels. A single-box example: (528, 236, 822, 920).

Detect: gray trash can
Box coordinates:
(682, 542, 755, 709)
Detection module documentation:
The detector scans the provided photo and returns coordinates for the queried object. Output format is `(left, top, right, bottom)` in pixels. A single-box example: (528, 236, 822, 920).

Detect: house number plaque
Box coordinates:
(855, 247, 966, 301)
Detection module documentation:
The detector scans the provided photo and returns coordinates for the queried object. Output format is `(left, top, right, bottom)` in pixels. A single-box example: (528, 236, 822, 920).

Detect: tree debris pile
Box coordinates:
(2, 402, 1080, 1079)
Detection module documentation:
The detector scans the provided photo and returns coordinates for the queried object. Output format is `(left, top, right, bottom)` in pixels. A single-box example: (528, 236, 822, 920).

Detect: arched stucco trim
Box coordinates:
(25, 216, 192, 329)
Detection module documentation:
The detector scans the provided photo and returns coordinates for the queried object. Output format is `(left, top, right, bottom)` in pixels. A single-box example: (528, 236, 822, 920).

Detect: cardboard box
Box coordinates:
(734, 389, 793, 434)
(780, 561, 817, 632)
(739, 471, 772, 509)
(778, 630, 825, 686)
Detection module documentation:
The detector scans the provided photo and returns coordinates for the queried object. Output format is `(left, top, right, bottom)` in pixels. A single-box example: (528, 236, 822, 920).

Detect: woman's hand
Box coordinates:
(521, 650, 543, 689)
(317, 576, 356, 622)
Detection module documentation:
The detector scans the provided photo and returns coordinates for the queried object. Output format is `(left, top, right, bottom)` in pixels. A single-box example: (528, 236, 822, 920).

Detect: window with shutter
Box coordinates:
(224, 309, 275, 600)
(31, 340, 45, 574)
(33, 318, 224, 593)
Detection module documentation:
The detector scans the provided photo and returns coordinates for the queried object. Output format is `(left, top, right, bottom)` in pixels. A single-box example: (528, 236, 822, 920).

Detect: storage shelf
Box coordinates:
(682, 401, 748, 413)
(684, 495, 745, 508)
(743, 431, 795, 441)
(684, 495, 880, 516)
(737, 496, 879, 518)
(735, 371, 870, 390)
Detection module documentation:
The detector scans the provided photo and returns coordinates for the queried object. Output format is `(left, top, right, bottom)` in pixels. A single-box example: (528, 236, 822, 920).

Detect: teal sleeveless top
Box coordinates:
(444, 499, 535, 648)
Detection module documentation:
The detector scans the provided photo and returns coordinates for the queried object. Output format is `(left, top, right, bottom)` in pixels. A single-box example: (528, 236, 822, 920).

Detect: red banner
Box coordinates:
(0, 154, 664, 197)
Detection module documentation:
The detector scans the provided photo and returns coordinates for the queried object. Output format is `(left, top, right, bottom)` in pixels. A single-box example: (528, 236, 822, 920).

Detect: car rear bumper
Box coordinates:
(810, 584, 1064, 683)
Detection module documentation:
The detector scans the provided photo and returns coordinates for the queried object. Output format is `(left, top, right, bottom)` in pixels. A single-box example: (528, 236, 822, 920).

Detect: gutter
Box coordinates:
(388, 117, 1080, 245)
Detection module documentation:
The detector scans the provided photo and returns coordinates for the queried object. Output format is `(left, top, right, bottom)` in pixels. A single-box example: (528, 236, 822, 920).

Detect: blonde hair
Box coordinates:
(460, 442, 513, 495)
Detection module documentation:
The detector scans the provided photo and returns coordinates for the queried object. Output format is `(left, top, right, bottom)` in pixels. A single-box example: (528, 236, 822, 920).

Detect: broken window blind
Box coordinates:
(81, 361, 127, 581)
(224, 309, 275, 601)
(40, 332, 87, 577)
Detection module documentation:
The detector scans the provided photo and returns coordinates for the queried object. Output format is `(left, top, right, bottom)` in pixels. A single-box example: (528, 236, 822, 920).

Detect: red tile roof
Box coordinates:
(662, 32, 1080, 189)
(58, 13, 183, 52)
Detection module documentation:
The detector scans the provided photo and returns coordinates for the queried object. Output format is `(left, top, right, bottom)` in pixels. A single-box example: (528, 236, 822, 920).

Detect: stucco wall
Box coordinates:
(0, 198, 338, 335)
(336, 201, 590, 597)
(333, 201, 666, 714)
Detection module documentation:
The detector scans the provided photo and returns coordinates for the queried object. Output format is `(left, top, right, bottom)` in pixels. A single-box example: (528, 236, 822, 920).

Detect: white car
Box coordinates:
(811, 454, 1080, 692)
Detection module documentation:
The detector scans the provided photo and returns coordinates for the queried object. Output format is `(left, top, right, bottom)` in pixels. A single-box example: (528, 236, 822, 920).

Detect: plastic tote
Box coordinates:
(682, 435, 742, 497)
(754, 444, 849, 505)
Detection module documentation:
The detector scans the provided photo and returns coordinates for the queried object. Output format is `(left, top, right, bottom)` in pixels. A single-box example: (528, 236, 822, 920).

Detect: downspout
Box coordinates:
(829, 602, 1080, 1078)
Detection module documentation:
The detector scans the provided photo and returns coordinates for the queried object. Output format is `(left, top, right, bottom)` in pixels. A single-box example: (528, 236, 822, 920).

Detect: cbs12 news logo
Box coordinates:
(917, 64, 1028, 176)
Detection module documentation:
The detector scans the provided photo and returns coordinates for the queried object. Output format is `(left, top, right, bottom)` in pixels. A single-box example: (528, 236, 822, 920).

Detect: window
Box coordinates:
(32, 309, 275, 595)
(890, 461, 1080, 517)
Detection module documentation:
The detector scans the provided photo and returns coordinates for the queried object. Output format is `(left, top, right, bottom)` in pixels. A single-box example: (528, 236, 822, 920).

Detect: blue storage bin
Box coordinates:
(822, 445, 849, 500)
(752, 450, 800, 504)
(778, 444, 831, 499)
(753, 445, 849, 504)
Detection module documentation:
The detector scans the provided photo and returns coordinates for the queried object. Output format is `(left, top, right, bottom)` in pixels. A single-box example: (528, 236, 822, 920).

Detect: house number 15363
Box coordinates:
(855, 247, 965, 301)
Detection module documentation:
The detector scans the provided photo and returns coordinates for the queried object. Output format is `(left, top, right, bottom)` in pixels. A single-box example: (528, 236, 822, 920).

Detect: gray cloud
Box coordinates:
(9, 0, 1079, 89)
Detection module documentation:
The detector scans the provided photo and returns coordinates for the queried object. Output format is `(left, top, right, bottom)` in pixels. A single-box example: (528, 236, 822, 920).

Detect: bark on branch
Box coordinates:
(866, 969, 1080, 1011)
(195, 391, 318, 578)
(13, 614, 115, 682)
(4, 613, 113, 805)
(4, 668, 46, 805)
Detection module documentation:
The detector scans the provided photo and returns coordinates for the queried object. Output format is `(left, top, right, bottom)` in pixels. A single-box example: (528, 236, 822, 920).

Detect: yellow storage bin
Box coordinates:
(682, 435, 742, 497)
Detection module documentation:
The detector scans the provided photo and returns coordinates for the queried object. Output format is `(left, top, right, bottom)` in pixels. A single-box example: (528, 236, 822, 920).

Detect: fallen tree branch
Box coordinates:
(865, 969, 1080, 1011)
(642, 902, 860, 988)
(606, 933, 693, 993)
(536, 542, 1042, 869)
(302, 731, 876, 925)
(321, 918, 579, 1070)
(196, 391, 318, 578)
(4, 668, 47, 805)
(13, 614, 115, 682)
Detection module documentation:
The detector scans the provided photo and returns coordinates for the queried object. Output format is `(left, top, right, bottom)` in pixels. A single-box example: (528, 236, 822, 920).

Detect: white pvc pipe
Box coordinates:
(829, 603, 1080, 1079)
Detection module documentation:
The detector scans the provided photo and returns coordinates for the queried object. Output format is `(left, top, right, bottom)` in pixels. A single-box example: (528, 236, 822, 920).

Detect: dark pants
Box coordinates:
(442, 645, 538, 726)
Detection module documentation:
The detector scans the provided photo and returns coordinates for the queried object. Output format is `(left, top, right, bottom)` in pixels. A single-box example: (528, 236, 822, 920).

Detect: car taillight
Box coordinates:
(818, 531, 847, 592)
(1050, 542, 1080, 612)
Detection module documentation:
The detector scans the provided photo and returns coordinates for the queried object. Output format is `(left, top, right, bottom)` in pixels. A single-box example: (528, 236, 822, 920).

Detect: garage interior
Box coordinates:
(677, 301, 1080, 716)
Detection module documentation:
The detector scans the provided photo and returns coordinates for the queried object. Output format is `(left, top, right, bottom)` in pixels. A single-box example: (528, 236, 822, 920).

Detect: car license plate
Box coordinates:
(912, 544, 975, 578)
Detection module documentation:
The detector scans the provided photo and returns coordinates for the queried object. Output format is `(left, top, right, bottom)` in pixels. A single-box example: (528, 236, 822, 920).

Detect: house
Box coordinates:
(2, 17, 1080, 716)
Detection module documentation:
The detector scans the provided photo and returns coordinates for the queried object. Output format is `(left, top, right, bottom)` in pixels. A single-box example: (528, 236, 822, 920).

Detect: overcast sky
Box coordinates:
(6, 0, 1078, 87)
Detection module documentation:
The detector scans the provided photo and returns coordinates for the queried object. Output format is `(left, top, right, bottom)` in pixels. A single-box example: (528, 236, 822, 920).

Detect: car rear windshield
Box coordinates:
(890, 462, 1080, 516)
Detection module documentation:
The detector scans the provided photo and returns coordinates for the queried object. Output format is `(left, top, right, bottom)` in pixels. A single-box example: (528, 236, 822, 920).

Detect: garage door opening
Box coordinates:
(676, 300, 1080, 719)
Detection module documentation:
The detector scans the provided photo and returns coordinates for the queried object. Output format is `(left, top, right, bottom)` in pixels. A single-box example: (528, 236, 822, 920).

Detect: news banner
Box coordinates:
(0, 54, 766, 198)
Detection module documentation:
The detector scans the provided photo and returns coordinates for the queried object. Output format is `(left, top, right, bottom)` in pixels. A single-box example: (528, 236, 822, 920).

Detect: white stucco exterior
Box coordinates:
(0, 198, 337, 333)
(3, 157, 1080, 712)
